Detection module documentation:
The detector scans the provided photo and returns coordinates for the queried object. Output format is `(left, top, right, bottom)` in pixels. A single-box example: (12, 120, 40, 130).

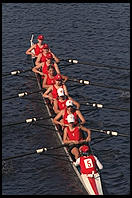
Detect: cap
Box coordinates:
(46, 52, 53, 59)
(37, 35, 44, 40)
(57, 88, 65, 97)
(66, 100, 73, 107)
(55, 74, 62, 81)
(43, 43, 49, 49)
(67, 114, 75, 123)
(80, 145, 90, 153)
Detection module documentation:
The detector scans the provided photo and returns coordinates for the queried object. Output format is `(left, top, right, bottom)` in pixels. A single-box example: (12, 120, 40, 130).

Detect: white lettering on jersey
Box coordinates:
(84, 158, 93, 168)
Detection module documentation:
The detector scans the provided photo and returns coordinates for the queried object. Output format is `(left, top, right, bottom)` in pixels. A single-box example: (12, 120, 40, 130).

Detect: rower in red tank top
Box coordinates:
(43, 74, 69, 104)
(35, 43, 44, 56)
(63, 107, 79, 125)
(63, 114, 91, 160)
(32, 52, 61, 80)
(67, 126, 83, 141)
(26, 34, 44, 57)
(35, 43, 60, 66)
(53, 99, 86, 127)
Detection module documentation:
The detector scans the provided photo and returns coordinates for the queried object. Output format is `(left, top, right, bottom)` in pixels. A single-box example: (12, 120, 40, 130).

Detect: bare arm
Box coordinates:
(76, 110, 86, 125)
(49, 50, 60, 63)
(63, 85, 69, 97)
(53, 99, 60, 114)
(80, 125, 91, 142)
(42, 74, 51, 89)
(32, 63, 44, 76)
(26, 44, 36, 56)
(61, 74, 69, 83)
(54, 62, 60, 74)
(43, 86, 53, 100)
(68, 96, 80, 109)
(35, 53, 42, 66)
(53, 110, 64, 126)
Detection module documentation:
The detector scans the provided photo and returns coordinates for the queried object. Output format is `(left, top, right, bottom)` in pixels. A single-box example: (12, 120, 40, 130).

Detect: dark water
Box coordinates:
(2, 3, 130, 195)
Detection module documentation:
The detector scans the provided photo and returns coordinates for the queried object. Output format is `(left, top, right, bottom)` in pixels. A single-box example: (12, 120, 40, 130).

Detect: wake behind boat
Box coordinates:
(30, 35, 104, 195)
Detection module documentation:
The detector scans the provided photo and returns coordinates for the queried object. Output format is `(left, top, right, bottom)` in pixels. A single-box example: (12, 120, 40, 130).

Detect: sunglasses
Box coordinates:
(67, 106, 73, 108)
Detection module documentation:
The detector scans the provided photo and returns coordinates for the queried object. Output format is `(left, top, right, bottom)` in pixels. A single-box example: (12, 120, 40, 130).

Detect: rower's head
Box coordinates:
(47, 65, 55, 76)
(37, 35, 44, 43)
(46, 52, 53, 63)
(43, 43, 49, 53)
(55, 74, 63, 85)
(57, 87, 65, 98)
(67, 114, 75, 126)
(80, 145, 90, 156)
(66, 100, 73, 110)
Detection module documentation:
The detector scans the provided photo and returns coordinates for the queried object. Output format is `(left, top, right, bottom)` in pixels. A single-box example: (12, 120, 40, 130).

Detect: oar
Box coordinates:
(2, 68, 33, 77)
(2, 143, 71, 161)
(60, 58, 130, 71)
(80, 101, 130, 112)
(2, 116, 55, 127)
(2, 89, 45, 101)
(90, 128, 129, 137)
(68, 77, 130, 92)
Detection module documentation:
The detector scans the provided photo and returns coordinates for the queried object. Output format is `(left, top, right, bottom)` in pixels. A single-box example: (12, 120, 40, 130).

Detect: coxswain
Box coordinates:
(42, 65, 68, 89)
(43, 74, 68, 104)
(32, 52, 60, 78)
(35, 43, 60, 65)
(74, 145, 103, 195)
(63, 114, 91, 160)
(26, 35, 44, 57)
(53, 87, 80, 114)
(53, 99, 86, 127)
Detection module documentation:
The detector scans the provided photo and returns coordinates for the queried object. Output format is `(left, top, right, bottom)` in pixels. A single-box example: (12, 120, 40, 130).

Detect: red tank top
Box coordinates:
(42, 62, 55, 75)
(66, 126, 83, 141)
(52, 85, 64, 99)
(63, 109, 79, 125)
(46, 74, 56, 85)
(35, 44, 44, 56)
(58, 99, 68, 110)
(80, 155, 98, 174)
(40, 53, 46, 63)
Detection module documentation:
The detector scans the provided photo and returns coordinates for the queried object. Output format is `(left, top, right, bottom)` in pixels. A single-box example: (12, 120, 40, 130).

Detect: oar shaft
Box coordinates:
(2, 68, 32, 77)
(90, 128, 129, 137)
(61, 59, 130, 71)
(3, 89, 44, 101)
(2, 144, 69, 161)
(68, 78, 130, 92)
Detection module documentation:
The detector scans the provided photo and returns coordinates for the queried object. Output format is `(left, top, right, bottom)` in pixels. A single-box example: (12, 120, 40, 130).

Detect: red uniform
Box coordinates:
(52, 85, 64, 99)
(63, 109, 79, 125)
(46, 74, 56, 85)
(66, 126, 83, 141)
(34, 44, 44, 56)
(42, 62, 55, 75)
(57, 99, 68, 110)
(40, 53, 46, 63)
(80, 155, 98, 174)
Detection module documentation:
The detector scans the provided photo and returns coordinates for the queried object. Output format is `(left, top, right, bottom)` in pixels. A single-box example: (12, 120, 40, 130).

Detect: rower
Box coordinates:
(26, 35, 44, 57)
(74, 145, 103, 172)
(32, 52, 60, 78)
(53, 87, 80, 114)
(53, 99, 86, 127)
(43, 74, 68, 104)
(63, 114, 91, 160)
(74, 145, 103, 195)
(35, 43, 60, 65)
(42, 65, 68, 89)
